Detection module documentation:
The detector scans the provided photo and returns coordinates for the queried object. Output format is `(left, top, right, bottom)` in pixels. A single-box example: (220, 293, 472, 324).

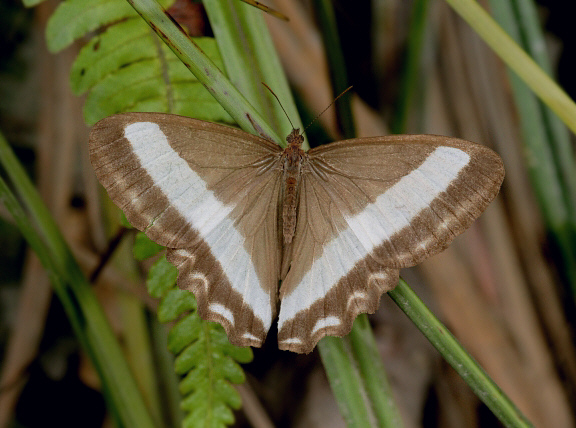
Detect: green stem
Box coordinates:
(151, 320, 183, 427)
(389, 279, 533, 428)
(349, 315, 404, 427)
(513, 0, 576, 215)
(312, 0, 355, 138)
(126, 0, 282, 144)
(317, 338, 374, 427)
(203, 0, 303, 146)
(445, 0, 576, 136)
(0, 132, 155, 428)
(487, 0, 576, 295)
(391, 0, 430, 134)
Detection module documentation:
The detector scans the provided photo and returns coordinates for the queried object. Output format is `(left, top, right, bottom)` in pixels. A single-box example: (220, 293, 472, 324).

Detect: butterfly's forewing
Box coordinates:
(89, 113, 283, 347)
(277, 135, 504, 353)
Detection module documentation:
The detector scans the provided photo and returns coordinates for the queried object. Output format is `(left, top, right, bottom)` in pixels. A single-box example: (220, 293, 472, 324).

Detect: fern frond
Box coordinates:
(47, 0, 232, 125)
(46, 0, 142, 53)
(134, 231, 163, 261)
(146, 254, 254, 428)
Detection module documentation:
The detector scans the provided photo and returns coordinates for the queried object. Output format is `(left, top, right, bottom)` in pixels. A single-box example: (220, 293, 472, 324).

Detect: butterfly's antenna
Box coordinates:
(262, 82, 295, 129)
(303, 86, 353, 135)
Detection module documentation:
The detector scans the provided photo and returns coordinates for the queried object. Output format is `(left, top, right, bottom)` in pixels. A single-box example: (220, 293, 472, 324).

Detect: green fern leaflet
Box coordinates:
(144, 248, 254, 428)
(47, 0, 233, 125)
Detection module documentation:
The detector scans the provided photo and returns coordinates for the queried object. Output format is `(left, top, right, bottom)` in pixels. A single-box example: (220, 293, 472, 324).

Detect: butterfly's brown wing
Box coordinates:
(278, 135, 504, 353)
(89, 112, 283, 347)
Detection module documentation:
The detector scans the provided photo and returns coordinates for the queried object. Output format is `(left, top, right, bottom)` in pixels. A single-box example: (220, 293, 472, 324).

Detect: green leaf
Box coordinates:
(182, 401, 234, 428)
(72, 16, 232, 124)
(46, 0, 174, 52)
(146, 255, 178, 298)
(133, 231, 163, 261)
(158, 289, 197, 323)
(83, 58, 167, 123)
(70, 17, 156, 95)
(46, 0, 137, 53)
(82, 53, 232, 124)
(48, 0, 232, 125)
(168, 313, 203, 353)
(127, 0, 283, 143)
(175, 329, 246, 426)
(220, 342, 253, 365)
(120, 211, 133, 229)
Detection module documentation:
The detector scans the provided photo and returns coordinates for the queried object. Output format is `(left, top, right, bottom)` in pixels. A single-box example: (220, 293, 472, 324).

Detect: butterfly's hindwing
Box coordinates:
(167, 246, 270, 347)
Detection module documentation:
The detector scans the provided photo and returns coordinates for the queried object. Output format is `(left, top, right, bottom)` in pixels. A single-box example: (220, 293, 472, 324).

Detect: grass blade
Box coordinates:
(0, 131, 156, 428)
(445, 0, 576, 135)
(389, 279, 533, 428)
(312, 0, 355, 138)
(318, 338, 374, 427)
(126, 0, 282, 144)
(487, 0, 576, 294)
(349, 315, 404, 427)
(203, 0, 302, 146)
(390, 0, 430, 134)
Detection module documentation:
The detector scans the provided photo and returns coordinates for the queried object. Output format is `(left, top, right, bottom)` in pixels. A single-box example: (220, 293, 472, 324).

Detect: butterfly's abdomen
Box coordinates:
(281, 132, 305, 244)
(283, 175, 298, 244)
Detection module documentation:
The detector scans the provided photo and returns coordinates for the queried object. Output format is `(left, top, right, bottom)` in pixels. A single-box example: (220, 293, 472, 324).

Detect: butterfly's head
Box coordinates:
(286, 128, 304, 148)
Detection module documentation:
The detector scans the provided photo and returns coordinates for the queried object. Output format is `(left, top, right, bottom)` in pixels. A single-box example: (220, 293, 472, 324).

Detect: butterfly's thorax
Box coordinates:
(281, 129, 306, 244)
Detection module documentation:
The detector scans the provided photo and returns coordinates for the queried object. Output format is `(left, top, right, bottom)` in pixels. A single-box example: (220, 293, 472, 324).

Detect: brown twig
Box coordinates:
(89, 227, 129, 283)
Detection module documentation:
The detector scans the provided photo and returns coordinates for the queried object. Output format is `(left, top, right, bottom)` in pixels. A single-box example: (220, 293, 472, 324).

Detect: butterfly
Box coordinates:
(89, 112, 504, 353)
